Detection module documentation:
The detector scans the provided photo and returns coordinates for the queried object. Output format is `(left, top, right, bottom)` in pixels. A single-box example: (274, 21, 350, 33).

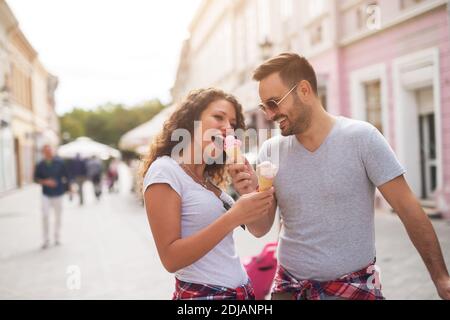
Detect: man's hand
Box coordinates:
(228, 158, 258, 195)
(436, 277, 450, 300)
(42, 179, 57, 188)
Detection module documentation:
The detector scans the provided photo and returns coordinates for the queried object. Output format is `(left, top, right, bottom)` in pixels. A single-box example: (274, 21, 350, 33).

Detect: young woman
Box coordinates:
(141, 88, 274, 300)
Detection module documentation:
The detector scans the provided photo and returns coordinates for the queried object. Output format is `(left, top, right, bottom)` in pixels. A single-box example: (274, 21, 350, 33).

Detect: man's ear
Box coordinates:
(298, 80, 312, 97)
(298, 80, 317, 104)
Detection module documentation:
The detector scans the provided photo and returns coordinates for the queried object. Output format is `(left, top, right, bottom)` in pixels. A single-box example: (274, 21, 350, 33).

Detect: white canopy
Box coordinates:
(119, 104, 177, 152)
(57, 137, 121, 160)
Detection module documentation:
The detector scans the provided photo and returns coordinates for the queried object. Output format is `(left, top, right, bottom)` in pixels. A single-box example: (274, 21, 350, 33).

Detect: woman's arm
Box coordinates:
(246, 198, 277, 238)
(145, 183, 274, 273)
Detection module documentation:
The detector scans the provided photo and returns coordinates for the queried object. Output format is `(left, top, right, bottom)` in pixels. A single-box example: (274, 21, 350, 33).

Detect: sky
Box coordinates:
(7, 0, 202, 115)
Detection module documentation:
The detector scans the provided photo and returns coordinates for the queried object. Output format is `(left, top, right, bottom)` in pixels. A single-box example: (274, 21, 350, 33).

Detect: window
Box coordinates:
(365, 80, 383, 133)
(10, 65, 32, 109)
(310, 23, 323, 46)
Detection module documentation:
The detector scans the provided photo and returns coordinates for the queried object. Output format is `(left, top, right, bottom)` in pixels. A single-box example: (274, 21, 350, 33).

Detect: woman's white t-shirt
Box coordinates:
(143, 156, 248, 289)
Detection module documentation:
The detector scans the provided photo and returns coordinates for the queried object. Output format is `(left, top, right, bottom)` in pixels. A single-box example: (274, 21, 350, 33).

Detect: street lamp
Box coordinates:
(259, 36, 273, 61)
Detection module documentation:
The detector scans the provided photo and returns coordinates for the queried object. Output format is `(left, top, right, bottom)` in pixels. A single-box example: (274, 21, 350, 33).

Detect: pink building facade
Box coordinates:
(310, 3, 450, 217)
(172, 0, 450, 218)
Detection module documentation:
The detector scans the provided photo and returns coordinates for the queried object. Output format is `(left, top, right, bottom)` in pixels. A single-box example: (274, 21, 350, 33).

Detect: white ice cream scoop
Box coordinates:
(257, 161, 278, 179)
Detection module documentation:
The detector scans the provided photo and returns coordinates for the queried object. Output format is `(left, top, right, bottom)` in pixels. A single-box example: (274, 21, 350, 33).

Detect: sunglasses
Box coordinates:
(258, 84, 298, 114)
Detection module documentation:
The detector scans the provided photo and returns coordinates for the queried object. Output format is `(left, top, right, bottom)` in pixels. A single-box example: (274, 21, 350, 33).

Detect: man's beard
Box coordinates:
(280, 96, 312, 136)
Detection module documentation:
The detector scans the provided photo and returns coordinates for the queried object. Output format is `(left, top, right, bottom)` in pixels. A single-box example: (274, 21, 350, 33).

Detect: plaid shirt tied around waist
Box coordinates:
(173, 278, 255, 300)
(272, 260, 384, 300)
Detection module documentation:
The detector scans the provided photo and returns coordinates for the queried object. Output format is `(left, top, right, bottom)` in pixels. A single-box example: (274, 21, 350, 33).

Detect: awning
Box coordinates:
(57, 137, 121, 160)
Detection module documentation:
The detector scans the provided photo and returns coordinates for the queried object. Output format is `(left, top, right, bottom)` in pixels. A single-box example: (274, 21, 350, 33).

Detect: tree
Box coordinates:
(59, 99, 164, 148)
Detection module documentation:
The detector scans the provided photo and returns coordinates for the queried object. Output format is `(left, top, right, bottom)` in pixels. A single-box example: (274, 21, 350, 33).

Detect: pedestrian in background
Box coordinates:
(68, 153, 87, 205)
(107, 159, 119, 193)
(34, 144, 70, 249)
(86, 155, 103, 200)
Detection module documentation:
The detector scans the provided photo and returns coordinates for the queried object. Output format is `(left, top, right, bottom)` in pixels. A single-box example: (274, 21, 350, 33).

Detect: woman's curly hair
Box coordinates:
(139, 88, 246, 191)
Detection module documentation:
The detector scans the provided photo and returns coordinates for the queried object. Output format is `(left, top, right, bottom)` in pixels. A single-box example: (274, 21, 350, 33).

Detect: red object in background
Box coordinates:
(243, 242, 278, 300)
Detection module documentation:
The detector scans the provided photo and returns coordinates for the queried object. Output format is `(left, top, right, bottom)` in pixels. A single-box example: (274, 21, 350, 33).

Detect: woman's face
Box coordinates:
(195, 99, 238, 161)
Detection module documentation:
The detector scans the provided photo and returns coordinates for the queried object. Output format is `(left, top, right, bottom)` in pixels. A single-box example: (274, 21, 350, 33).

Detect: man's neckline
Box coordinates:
(293, 116, 341, 155)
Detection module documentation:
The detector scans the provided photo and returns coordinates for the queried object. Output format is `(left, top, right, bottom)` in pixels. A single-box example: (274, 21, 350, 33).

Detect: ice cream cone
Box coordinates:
(256, 161, 278, 192)
(258, 175, 274, 192)
(224, 135, 244, 164)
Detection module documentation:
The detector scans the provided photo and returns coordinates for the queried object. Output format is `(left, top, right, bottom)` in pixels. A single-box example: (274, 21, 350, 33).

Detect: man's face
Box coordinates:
(42, 145, 53, 160)
(258, 73, 312, 136)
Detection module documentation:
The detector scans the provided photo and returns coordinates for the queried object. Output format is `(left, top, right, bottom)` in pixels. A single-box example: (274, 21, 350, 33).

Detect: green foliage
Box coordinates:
(59, 100, 164, 148)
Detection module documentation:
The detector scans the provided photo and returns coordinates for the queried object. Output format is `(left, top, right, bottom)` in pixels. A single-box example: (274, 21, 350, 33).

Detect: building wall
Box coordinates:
(32, 60, 59, 163)
(8, 27, 36, 186)
(308, 49, 342, 116)
(186, 0, 234, 92)
(0, 0, 17, 192)
(173, 0, 267, 112)
(0, 0, 59, 191)
(172, 0, 450, 216)
(340, 6, 450, 215)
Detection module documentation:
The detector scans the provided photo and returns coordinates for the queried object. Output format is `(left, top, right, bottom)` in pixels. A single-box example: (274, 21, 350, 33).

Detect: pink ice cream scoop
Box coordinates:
(224, 135, 244, 163)
(224, 135, 242, 149)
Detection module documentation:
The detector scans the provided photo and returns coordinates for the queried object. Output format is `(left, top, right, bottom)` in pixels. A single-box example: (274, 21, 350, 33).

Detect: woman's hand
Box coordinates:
(228, 187, 274, 228)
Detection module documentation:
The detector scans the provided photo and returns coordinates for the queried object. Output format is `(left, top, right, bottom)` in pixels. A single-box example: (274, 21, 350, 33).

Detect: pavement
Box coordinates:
(0, 163, 449, 300)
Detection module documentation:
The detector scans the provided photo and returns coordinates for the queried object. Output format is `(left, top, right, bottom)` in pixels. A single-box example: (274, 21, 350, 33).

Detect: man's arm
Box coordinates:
(379, 175, 450, 299)
(33, 164, 46, 186)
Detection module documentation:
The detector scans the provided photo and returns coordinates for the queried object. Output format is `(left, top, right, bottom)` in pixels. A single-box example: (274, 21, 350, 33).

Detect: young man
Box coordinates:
(34, 144, 70, 249)
(230, 53, 450, 300)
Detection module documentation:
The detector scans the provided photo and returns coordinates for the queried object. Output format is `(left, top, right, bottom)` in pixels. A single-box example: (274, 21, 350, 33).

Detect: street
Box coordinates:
(0, 163, 449, 300)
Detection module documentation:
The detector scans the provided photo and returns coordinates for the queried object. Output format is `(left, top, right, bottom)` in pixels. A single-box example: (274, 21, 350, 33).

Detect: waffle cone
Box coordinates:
(258, 176, 274, 192)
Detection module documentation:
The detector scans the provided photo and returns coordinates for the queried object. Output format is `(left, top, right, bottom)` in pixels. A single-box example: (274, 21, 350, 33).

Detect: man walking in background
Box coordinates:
(69, 153, 87, 205)
(34, 144, 70, 249)
(86, 155, 103, 200)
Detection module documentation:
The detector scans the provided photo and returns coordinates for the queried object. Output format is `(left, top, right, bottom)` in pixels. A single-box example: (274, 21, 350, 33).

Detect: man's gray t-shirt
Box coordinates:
(258, 116, 405, 281)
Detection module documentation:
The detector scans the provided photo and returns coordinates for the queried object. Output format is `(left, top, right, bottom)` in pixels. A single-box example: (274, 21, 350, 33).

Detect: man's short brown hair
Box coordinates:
(253, 52, 318, 96)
